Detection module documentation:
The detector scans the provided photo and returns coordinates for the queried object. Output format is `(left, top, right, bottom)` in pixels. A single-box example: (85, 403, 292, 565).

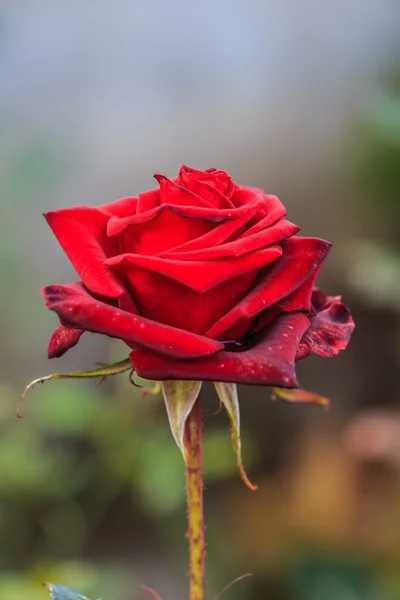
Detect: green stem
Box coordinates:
(184, 397, 205, 600)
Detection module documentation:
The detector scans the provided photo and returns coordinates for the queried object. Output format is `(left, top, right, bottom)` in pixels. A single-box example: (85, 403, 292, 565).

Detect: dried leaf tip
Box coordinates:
(271, 386, 330, 408)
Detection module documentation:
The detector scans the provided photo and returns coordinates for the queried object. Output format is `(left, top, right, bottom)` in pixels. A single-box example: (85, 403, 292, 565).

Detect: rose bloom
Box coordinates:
(43, 165, 354, 387)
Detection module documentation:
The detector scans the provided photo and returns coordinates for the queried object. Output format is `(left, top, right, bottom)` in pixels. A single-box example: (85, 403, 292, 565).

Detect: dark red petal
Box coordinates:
(279, 262, 323, 313)
(310, 288, 334, 312)
(130, 312, 310, 387)
(206, 237, 331, 338)
(296, 291, 355, 359)
(160, 220, 299, 260)
(47, 324, 84, 358)
(41, 282, 224, 359)
(159, 202, 263, 256)
(106, 245, 282, 292)
(107, 203, 252, 238)
(44, 207, 125, 298)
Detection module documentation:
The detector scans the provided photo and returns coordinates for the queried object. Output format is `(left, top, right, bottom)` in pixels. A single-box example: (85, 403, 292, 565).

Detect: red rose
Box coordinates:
(42, 165, 354, 388)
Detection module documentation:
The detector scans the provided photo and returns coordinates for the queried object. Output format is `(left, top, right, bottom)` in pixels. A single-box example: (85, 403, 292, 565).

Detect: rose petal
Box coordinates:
(240, 198, 289, 237)
(115, 205, 213, 255)
(229, 187, 265, 208)
(106, 245, 282, 293)
(159, 202, 263, 256)
(44, 207, 126, 298)
(178, 172, 234, 209)
(106, 202, 252, 239)
(47, 324, 84, 358)
(179, 165, 233, 200)
(206, 237, 331, 338)
(116, 268, 258, 335)
(136, 188, 160, 213)
(155, 174, 215, 208)
(250, 263, 325, 338)
(278, 263, 323, 313)
(161, 220, 300, 260)
(42, 282, 224, 359)
(101, 196, 138, 218)
(130, 312, 310, 386)
(296, 291, 355, 359)
(231, 190, 286, 225)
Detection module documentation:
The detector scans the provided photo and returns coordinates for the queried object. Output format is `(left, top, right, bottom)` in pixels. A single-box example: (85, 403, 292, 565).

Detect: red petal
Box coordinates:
(106, 245, 282, 292)
(136, 188, 160, 213)
(161, 220, 299, 260)
(240, 198, 288, 237)
(101, 196, 138, 218)
(42, 282, 224, 359)
(206, 237, 331, 338)
(296, 290, 355, 359)
(115, 205, 213, 255)
(231, 191, 286, 225)
(155, 174, 215, 208)
(179, 164, 233, 197)
(159, 202, 263, 256)
(278, 263, 323, 313)
(107, 201, 253, 238)
(47, 324, 84, 358)
(130, 312, 310, 386)
(114, 267, 258, 335)
(44, 207, 125, 298)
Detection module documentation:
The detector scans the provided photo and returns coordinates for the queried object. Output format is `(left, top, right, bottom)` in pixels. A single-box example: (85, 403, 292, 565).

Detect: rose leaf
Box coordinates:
(45, 582, 101, 600)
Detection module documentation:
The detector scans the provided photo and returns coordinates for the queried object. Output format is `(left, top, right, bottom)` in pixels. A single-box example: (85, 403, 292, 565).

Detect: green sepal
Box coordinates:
(45, 582, 97, 600)
(161, 380, 202, 457)
(214, 382, 257, 491)
(18, 359, 132, 417)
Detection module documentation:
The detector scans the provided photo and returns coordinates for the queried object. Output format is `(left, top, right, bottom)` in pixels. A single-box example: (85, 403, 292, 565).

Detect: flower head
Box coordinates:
(42, 165, 353, 387)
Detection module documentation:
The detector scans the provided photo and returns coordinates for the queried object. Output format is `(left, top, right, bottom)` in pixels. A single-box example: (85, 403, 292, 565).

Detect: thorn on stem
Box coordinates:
(95, 375, 108, 388)
(141, 585, 163, 600)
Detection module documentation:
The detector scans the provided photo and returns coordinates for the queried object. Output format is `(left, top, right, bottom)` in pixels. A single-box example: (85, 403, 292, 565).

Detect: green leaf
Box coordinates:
(161, 381, 202, 457)
(17, 359, 132, 418)
(45, 583, 93, 600)
(214, 382, 257, 491)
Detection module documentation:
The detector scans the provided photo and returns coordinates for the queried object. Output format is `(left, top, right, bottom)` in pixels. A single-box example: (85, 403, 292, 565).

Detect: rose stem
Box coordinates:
(184, 396, 205, 600)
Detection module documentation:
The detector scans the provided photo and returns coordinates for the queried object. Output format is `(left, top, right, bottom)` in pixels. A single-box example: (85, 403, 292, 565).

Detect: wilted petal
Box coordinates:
(296, 290, 355, 359)
(47, 324, 84, 358)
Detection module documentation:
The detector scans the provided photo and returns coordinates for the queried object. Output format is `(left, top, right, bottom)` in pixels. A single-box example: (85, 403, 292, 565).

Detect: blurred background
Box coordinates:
(1, 1, 399, 598)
